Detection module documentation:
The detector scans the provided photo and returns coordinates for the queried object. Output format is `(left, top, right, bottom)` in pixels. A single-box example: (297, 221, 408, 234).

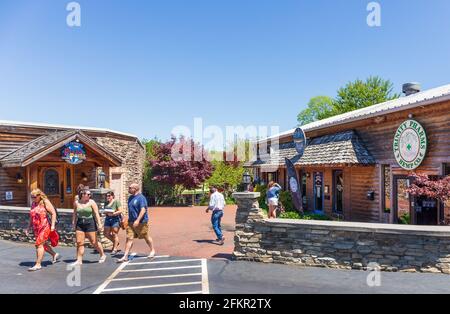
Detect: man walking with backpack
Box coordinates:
(205, 187, 226, 245)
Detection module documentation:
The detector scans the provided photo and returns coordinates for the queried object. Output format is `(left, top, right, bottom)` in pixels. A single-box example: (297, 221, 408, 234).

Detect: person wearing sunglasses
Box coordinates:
(72, 187, 106, 265)
(103, 191, 123, 254)
(26, 189, 60, 271)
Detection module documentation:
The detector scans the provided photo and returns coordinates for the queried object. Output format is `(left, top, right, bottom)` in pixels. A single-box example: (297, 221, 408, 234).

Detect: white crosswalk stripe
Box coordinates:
(93, 254, 209, 294)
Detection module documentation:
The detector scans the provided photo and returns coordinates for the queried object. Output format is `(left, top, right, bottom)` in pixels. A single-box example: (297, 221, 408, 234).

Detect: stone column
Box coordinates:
(232, 192, 265, 260)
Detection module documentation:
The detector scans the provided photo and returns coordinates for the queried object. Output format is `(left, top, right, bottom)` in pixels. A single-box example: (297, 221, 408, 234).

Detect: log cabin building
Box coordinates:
(0, 121, 145, 210)
(246, 83, 450, 225)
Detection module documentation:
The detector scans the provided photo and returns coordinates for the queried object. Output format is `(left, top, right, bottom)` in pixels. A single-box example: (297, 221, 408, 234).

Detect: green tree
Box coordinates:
(333, 76, 399, 113)
(297, 76, 400, 125)
(206, 160, 245, 197)
(297, 96, 334, 126)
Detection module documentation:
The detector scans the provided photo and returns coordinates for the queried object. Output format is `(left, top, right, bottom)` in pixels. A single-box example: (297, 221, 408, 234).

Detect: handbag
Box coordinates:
(120, 214, 129, 230)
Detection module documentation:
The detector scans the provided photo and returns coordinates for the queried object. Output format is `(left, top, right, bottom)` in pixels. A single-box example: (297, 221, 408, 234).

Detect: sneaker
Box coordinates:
(116, 256, 128, 263)
(70, 260, 83, 267)
(147, 251, 156, 259)
(98, 255, 107, 264)
(28, 265, 42, 272)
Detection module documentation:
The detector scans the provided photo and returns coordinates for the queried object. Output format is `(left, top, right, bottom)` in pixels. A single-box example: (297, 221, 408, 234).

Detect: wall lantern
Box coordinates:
(98, 170, 106, 188)
(16, 173, 24, 184)
(242, 171, 252, 192)
(81, 173, 88, 182)
(367, 191, 375, 201)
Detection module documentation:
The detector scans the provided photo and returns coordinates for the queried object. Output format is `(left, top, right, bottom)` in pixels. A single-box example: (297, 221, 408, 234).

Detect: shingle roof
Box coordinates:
(262, 83, 450, 143)
(245, 130, 375, 167)
(0, 130, 122, 167)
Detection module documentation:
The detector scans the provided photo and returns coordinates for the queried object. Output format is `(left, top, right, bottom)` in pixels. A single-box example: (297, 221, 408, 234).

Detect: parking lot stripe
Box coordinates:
(121, 265, 202, 272)
(201, 258, 210, 294)
(132, 255, 170, 260)
(171, 291, 203, 294)
(127, 259, 202, 266)
(93, 253, 136, 294)
(102, 281, 202, 292)
(111, 273, 202, 282)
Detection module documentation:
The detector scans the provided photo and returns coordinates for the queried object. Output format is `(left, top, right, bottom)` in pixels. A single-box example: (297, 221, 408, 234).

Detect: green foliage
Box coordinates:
(398, 212, 411, 225)
(254, 184, 268, 210)
(297, 96, 334, 126)
(279, 191, 294, 211)
(297, 76, 400, 125)
(206, 160, 245, 196)
(278, 211, 331, 221)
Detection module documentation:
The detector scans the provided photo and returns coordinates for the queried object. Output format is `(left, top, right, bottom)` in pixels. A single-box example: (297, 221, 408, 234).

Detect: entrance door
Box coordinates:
(333, 170, 344, 214)
(39, 167, 64, 208)
(393, 176, 411, 224)
(415, 196, 438, 225)
(314, 172, 324, 212)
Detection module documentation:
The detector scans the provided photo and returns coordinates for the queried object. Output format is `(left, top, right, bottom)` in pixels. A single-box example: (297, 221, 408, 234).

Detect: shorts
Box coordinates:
(104, 216, 121, 228)
(268, 197, 279, 206)
(76, 217, 97, 233)
(126, 221, 149, 240)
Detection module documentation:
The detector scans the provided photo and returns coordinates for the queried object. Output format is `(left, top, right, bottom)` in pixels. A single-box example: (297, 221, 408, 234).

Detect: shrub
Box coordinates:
(254, 184, 268, 210)
(279, 211, 301, 219)
(279, 191, 294, 211)
(398, 212, 411, 225)
(279, 211, 331, 221)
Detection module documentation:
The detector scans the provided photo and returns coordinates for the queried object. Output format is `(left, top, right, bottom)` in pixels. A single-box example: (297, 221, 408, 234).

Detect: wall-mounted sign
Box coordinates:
(293, 127, 307, 157)
(61, 142, 86, 165)
(393, 119, 427, 170)
(5, 191, 13, 201)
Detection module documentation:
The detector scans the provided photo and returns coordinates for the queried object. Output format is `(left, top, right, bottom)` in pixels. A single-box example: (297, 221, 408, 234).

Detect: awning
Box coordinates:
(0, 130, 122, 167)
(245, 130, 375, 168)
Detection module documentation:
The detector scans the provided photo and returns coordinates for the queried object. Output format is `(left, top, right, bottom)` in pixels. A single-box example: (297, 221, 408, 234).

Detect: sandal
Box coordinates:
(147, 251, 156, 259)
(98, 255, 107, 264)
(70, 260, 83, 267)
(28, 265, 42, 272)
(116, 256, 128, 263)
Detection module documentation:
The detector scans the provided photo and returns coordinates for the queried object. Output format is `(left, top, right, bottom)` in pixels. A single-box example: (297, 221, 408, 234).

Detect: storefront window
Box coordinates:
(383, 166, 391, 213)
(333, 170, 344, 214)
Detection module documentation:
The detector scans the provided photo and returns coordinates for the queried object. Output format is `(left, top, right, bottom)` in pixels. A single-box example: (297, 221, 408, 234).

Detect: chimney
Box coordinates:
(402, 82, 421, 96)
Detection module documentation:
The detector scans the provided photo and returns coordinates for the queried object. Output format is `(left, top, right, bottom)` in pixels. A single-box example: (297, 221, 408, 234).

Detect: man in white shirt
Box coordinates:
(205, 187, 225, 245)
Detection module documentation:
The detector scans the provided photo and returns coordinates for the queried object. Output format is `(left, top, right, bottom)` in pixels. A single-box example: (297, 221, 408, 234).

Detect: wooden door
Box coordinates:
(39, 166, 64, 208)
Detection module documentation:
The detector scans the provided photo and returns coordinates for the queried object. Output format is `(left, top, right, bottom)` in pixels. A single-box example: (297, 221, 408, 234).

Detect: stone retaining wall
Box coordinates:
(0, 206, 111, 249)
(232, 192, 450, 274)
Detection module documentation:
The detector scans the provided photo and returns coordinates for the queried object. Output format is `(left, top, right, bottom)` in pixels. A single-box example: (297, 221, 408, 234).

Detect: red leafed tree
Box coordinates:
(406, 173, 450, 203)
(149, 136, 213, 196)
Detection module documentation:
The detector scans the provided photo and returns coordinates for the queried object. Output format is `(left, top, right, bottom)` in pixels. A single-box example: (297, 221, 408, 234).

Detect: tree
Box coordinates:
(297, 96, 334, 126)
(406, 173, 450, 204)
(206, 159, 245, 196)
(149, 136, 213, 203)
(297, 76, 400, 125)
(333, 76, 399, 113)
(142, 138, 173, 205)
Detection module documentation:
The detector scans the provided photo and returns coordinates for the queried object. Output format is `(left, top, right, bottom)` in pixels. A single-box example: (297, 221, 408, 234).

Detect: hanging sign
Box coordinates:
(61, 142, 86, 165)
(393, 119, 427, 170)
(293, 127, 307, 157)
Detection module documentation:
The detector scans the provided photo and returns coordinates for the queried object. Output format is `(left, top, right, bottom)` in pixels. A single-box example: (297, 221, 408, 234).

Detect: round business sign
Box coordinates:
(293, 127, 307, 157)
(393, 119, 427, 170)
(61, 142, 86, 165)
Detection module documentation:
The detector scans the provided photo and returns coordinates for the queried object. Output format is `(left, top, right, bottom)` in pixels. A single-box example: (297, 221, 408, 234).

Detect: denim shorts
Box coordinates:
(104, 216, 121, 228)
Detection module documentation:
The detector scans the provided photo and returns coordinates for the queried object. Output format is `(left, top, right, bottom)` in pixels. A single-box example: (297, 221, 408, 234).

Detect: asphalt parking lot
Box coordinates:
(1, 240, 450, 294)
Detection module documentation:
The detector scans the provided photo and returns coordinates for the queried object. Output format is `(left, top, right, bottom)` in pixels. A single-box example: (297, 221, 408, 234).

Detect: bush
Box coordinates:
(254, 184, 268, 210)
(279, 191, 294, 211)
(279, 211, 331, 221)
(398, 212, 411, 225)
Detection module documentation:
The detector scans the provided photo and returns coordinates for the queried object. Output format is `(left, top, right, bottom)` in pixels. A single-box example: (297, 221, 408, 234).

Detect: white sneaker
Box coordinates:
(147, 251, 156, 259)
(98, 255, 107, 264)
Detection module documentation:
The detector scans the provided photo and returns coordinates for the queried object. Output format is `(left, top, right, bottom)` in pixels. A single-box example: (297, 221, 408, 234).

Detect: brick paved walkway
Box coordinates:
(118, 205, 237, 259)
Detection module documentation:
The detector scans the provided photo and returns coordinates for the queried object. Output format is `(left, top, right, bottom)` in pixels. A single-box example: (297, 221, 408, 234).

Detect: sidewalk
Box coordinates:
(118, 205, 237, 259)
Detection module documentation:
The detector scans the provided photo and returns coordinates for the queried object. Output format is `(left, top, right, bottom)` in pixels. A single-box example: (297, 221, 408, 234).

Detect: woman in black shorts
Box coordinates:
(71, 188, 106, 266)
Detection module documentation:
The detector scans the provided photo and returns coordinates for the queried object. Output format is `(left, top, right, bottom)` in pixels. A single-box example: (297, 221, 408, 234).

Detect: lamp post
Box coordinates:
(242, 170, 252, 192)
(98, 170, 106, 188)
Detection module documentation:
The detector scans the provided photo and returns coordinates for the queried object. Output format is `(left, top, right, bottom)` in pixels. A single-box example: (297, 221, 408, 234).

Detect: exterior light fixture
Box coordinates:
(81, 173, 88, 182)
(16, 173, 24, 184)
(98, 170, 106, 188)
(242, 170, 252, 192)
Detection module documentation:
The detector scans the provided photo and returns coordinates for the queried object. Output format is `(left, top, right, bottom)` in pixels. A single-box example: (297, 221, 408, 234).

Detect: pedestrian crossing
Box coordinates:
(93, 254, 209, 294)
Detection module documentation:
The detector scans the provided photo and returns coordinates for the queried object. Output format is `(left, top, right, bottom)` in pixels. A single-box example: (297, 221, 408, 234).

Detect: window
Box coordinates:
(383, 165, 391, 213)
(445, 163, 450, 176)
(66, 168, 72, 193)
(44, 169, 59, 196)
(333, 170, 344, 214)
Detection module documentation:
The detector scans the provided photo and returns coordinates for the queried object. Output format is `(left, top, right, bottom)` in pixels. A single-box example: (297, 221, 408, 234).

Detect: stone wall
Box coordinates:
(0, 206, 112, 249)
(96, 136, 145, 210)
(232, 192, 450, 274)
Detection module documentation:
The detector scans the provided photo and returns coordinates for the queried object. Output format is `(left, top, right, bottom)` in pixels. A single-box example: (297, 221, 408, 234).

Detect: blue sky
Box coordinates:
(1, 0, 450, 141)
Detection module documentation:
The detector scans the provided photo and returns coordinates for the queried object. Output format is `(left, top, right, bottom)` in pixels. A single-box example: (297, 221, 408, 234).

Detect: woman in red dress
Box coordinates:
(27, 189, 60, 271)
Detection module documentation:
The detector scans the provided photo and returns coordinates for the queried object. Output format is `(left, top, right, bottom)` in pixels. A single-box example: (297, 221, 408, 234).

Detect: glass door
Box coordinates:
(393, 175, 411, 224)
(314, 172, 324, 213)
(333, 170, 344, 214)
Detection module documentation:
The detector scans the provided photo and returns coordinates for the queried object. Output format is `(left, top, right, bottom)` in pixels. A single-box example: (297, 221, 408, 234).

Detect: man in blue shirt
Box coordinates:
(117, 183, 156, 262)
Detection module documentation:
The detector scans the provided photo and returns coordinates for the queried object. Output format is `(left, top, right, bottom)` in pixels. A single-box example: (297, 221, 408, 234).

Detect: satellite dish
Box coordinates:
(293, 127, 307, 157)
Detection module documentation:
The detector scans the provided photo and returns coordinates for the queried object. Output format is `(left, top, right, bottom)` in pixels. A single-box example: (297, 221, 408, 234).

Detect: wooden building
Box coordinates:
(0, 121, 145, 209)
(246, 83, 450, 225)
